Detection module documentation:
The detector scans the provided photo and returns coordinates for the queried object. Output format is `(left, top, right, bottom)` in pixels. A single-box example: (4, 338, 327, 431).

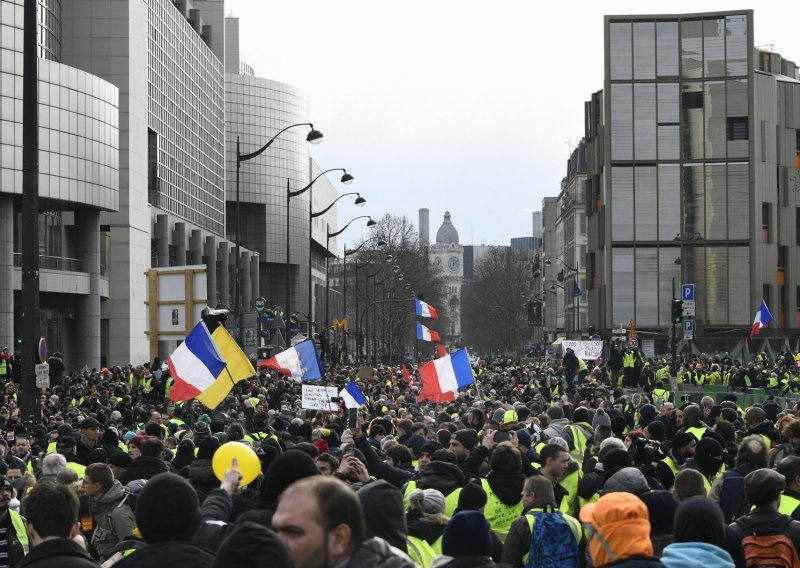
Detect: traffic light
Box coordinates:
(671, 299, 684, 324)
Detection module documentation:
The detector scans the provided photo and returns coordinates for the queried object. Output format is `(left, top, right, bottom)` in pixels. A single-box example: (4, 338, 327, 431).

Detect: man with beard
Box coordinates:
(0, 475, 27, 566)
(272, 476, 413, 568)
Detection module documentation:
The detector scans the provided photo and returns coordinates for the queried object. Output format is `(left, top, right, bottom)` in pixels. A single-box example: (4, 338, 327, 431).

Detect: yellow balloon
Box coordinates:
(212, 442, 262, 486)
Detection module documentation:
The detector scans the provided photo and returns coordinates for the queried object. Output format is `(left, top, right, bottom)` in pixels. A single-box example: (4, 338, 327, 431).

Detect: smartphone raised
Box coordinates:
(348, 408, 359, 429)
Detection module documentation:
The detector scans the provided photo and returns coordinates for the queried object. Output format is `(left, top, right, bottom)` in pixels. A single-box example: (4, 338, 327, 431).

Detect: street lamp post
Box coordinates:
(235, 123, 322, 345)
(287, 169, 353, 345)
(310, 191, 364, 337)
(342, 240, 385, 361)
(325, 216, 376, 361)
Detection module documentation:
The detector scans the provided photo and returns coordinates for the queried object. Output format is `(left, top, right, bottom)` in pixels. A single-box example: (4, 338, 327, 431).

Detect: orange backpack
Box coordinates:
(736, 515, 800, 568)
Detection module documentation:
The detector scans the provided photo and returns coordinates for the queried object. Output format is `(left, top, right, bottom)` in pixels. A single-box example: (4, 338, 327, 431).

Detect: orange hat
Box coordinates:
(580, 492, 653, 566)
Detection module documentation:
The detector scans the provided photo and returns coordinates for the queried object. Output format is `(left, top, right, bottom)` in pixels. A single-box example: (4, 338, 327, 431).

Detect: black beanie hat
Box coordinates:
(213, 522, 292, 568)
(135, 473, 200, 544)
(260, 450, 319, 504)
(197, 436, 221, 461)
(297, 422, 313, 440)
(456, 481, 488, 513)
(639, 490, 678, 536)
(672, 432, 695, 452)
(646, 420, 665, 441)
(601, 448, 633, 471)
(419, 441, 442, 456)
(573, 407, 589, 424)
(452, 429, 480, 451)
(101, 428, 119, 445)
(443, 511, 492, 558)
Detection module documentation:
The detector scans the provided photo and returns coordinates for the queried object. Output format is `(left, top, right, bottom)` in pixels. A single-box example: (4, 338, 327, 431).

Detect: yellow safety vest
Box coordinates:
(0, 358, 9, 376)
(407, 535, 437, 568)
(559, 469, 580, 517)
(564, 425, 589, 464)
(651, 389, 669, 407)
(65, 461, 86, 479)
(685, 426, 707, 441)
(480, 479, 523, 540)
(10, 510, 28, 556)
(47, 441, 57, 453)
(779, 493, 800, 517)
(659, 455, 681, 490)
(522, 510, 581, 564)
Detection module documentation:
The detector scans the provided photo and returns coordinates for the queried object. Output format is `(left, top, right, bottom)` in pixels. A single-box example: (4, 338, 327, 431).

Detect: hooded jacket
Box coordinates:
(342, 536, 416, 568)
(745, 420, 779, 444)
(660, 542, 734, 568)
(358, 480, 409, 551)
(415, 461, 465, 496)
(485, 470, 525, 506)
(542, 418, 570, 441)
(602, 467, 651, 496)
(184, 458, 218, 503)
(117, 456, 170, 485)
(89, 480, 136, 559)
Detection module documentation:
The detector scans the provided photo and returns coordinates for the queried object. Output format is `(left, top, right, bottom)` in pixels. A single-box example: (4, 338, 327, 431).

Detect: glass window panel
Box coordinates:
(658, 248, 681, 326)
(610, 84, 633, 160)
(658, 164, 681, 241)
(681, 19, 703, 79)
(656, 21, 679, 77)
(728, 162, 749, 240)
(705, 247, 728, 324)
(634, 83, 656, 160)
(657, 83, 679, 159)
(658, 125, 680, 160)
(705, 81, 727, 159)
(705, 164, 727, 240)
(633, 22, 655, 79)
(682, 82, 704, 160)
(635, 166, 658, 240)
(683, 164, 704, 237)
(609, 22, 632, 80)
(728, 247, 750, 324)
(612, 248, 634, 324)
(727, 79, 749, 158)
(726, 15, 748, 76)
(703, 18, 726, 77)
(612, 167, 634, 241)
(635, 248, 659, 325)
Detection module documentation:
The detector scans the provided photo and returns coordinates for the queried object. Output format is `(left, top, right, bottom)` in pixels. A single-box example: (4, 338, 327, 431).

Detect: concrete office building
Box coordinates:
(554, 141, 589, 338)
(586, 10, 800, 353)
(0, 0, 119, 369)
(541, 197, 561, 336)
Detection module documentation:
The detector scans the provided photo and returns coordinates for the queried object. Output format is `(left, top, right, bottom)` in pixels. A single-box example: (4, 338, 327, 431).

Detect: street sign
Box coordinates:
(683, 319, 694, 340)
(681, 284, 695, 302)
(612, 328, 627, 335)
(37, 337, 46, 364)
(628, 338, 639, 349)
(254, 297, 267, 313)
(35, 363, 49, 388)
(682, 302, 696, 316)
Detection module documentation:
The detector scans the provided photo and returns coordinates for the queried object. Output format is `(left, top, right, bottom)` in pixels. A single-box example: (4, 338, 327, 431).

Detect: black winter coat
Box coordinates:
(16, 538, 99, 568)
(114, 542, 214, 568)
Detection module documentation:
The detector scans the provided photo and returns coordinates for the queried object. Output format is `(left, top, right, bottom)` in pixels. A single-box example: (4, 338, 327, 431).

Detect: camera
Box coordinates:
(629, 437, 667, 475)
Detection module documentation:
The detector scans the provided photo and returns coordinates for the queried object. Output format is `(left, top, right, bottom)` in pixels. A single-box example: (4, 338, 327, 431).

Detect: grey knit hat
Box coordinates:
(592, 408, 611, 429)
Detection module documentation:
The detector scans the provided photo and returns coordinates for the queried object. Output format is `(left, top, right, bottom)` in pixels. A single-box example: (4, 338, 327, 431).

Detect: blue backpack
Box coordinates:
(526, 509, 580, 568)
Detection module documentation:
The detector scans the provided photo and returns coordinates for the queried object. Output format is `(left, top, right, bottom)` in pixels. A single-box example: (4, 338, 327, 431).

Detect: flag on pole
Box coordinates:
(414, 297, 439, 319)
(258, 339, 323, 382)
(168, 322, 226, 401)
(339, 381, 366, 409)
(436, 345, 447, 357)
(418, 348, 474, 397)
(418, 389, 455, 403)
(416, 322, 441, 343)
(195, 326, 256, 408)
(749, 300, 774, 339)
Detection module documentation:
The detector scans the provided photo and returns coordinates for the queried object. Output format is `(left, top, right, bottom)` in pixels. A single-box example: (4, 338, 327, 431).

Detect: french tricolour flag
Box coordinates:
(339, 381, 366, 409)
(258, 339, 323, 382)
(416, 322, 441, 343)
(419, 348, 474, 396)
(415, 298, 438, 319)
(749, 300, 774, 339)
(168, 322, 227, 401)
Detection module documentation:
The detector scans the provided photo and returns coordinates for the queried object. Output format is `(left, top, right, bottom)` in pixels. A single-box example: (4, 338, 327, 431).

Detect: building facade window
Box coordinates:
(727, 117, 748, 140)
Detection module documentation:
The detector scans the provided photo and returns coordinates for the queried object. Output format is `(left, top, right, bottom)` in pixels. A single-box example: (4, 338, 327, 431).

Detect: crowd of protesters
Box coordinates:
(0, 345, 799, 566)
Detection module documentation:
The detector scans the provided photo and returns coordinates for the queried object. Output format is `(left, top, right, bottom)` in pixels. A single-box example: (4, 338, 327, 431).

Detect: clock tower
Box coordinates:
(430, 211, 463, 342)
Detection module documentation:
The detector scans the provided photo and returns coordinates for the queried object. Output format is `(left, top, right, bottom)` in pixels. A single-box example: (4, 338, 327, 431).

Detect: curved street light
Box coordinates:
(234, 122, 322, 344)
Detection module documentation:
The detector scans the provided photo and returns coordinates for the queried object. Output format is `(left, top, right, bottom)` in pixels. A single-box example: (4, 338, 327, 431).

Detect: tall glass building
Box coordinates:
(586, 10, 800, 353)
(0, 0, 119, 369)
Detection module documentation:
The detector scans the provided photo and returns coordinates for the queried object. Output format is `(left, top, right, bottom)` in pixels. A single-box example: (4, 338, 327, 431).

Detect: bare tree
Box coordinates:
(461, 248, 532, 357)
(345, 213, 447, 364)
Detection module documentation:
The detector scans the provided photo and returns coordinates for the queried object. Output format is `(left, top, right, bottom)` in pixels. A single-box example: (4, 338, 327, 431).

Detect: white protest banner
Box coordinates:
(562, 340, 603, 361)
(642, 339, 655, 360)
(301, 385, 340, 411)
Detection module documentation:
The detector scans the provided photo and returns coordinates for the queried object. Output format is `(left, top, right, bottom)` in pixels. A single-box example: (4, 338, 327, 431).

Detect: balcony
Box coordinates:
(12, 254, 110, 297)
(13, 253, 85, 272)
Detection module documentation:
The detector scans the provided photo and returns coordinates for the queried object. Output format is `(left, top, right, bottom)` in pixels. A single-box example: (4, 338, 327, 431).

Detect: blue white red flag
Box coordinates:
(168, 322, 227, 401)
(339, 382, 366, 409)
(258, 339, 323, 382)
(749, 300, 774, 339)
(418, 348, 474, 396)
(416, 322, 441, 343)
(415, 298, 439, 319)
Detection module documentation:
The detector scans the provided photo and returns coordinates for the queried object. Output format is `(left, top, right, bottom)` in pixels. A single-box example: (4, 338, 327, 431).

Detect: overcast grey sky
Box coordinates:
(225, 1, 798, 251)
